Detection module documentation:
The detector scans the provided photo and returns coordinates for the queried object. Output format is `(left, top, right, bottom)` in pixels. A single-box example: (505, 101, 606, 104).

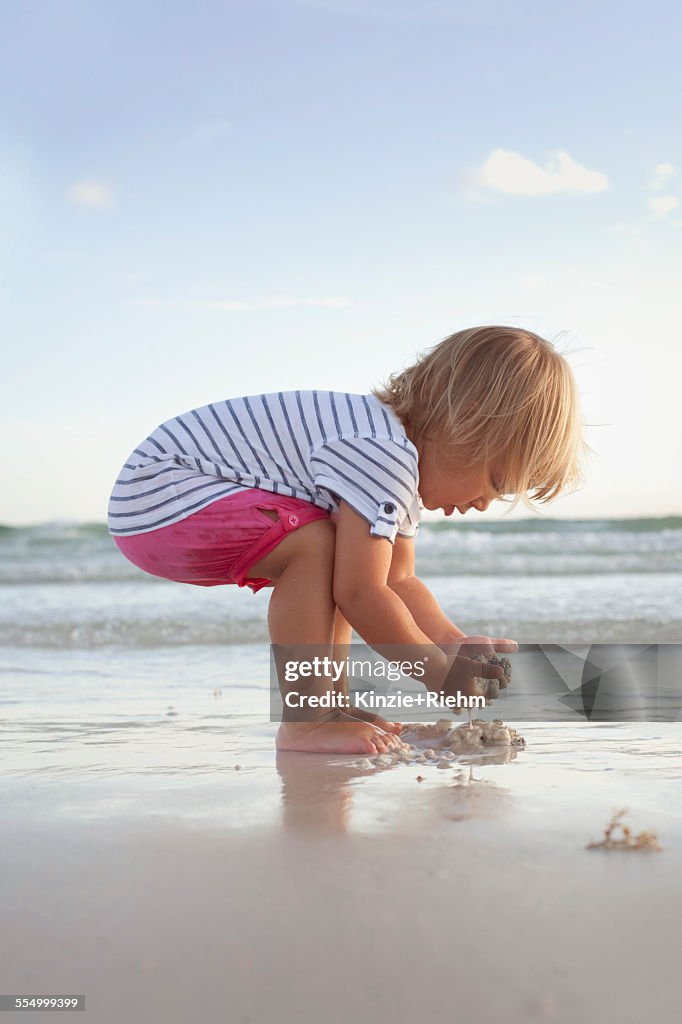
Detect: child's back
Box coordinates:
(108, 390, 420, 542)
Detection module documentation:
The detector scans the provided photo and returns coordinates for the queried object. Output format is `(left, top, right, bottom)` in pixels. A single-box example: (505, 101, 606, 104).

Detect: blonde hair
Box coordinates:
(372, 325, 586, 507)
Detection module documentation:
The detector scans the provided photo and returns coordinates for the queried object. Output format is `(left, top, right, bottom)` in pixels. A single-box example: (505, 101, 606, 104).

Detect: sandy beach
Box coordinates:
(2, 522, 681, 1021)
(2, 713, 680, 1024)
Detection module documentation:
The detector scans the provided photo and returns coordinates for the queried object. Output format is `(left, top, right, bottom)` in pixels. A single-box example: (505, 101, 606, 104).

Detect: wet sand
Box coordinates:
(1, 720, 681, 1024)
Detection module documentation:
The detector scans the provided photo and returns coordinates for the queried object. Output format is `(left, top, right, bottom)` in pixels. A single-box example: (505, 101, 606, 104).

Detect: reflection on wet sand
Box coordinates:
(276, 744, 521, 836)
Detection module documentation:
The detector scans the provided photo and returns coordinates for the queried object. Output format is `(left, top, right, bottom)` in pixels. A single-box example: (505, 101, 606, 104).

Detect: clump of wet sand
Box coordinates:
(353, 718, 525, 770)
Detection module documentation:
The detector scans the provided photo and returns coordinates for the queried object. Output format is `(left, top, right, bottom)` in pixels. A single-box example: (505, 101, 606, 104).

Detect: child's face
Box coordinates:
(417, 438, 504, 516)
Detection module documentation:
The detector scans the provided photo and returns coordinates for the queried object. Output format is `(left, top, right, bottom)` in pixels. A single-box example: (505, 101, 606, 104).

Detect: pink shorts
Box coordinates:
(113, 489, 330, 592)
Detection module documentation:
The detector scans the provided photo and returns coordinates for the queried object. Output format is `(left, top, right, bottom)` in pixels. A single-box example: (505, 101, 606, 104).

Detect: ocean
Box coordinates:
(2, 517, 681, 778)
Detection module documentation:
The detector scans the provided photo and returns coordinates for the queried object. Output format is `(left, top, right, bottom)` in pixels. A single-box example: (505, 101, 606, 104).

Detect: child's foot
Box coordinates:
(276, 719, 407, 755)
(340, 707, 403, 735)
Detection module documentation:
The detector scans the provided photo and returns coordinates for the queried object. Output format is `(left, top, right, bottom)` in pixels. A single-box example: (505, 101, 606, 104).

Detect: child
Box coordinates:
(108, 325, 584, 754)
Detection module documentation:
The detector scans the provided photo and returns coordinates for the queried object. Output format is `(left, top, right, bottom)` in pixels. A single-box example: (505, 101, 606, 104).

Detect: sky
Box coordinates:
(1, 0, 681, 524)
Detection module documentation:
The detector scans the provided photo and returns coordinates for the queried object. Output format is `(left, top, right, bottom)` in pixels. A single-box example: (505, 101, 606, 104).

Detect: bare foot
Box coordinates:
(277, 719, 407, 755)
(340, 707, 403, 735)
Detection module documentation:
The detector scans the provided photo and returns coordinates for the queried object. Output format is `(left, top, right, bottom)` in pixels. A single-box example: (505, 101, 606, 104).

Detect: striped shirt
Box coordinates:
(108, 391, 421, 542)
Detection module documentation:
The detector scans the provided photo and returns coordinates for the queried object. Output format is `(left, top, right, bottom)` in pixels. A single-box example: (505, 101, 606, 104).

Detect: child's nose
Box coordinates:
(473, 496, 491, 512)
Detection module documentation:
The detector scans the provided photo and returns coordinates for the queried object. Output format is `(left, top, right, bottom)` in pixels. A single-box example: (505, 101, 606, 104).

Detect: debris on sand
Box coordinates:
(586, 809, 662, 851)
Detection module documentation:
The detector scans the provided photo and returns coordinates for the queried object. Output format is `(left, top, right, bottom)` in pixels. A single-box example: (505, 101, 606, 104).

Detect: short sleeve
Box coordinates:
(397, 493, 421, 537)
(311, 436, 420, 543)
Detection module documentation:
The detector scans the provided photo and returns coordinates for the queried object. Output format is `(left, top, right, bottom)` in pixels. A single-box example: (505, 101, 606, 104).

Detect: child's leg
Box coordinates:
(330, 607, 402, 735)
(246, 520, 405, 755)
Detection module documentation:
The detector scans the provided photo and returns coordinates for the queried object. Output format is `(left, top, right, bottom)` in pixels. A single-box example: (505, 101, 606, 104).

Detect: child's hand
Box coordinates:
(437, 635, 516, 703)
(438, 649, 506, 701)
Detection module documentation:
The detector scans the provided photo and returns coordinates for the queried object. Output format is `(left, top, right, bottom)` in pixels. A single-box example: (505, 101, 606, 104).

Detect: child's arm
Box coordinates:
(333, 503, 505, 693)
(333, 504, 446, 668)
(387, 535, 467, 645)
(388, 535, 518, 655)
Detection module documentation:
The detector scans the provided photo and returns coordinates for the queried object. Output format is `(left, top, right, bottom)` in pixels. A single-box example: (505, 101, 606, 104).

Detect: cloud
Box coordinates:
(469, 148, 609, 196)
(127, 295, 352, 311)
(67, 180, 114, 209)
(649, 163, 674, 190)
(647, 195, 679, 218)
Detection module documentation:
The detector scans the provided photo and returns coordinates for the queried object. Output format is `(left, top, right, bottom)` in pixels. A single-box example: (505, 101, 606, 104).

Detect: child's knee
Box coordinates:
(247, 517, 336, 581)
